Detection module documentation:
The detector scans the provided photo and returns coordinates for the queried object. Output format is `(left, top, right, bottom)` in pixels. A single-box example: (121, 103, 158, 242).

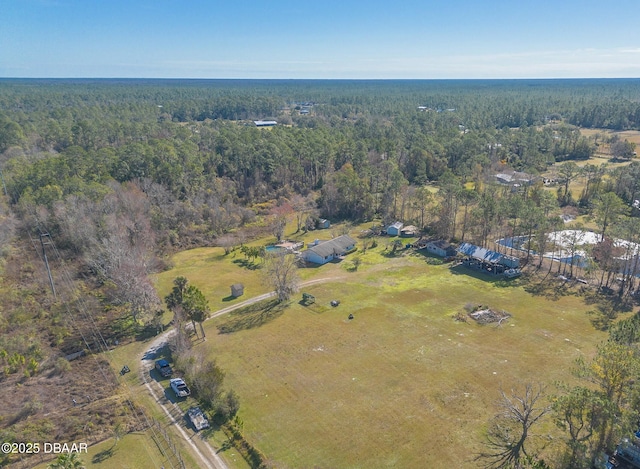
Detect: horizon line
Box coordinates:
(2, 76, 640, 81)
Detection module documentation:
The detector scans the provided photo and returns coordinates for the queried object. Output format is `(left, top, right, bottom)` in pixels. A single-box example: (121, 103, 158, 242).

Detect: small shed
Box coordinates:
(387, 221, 404, 236)
(230, 284, 244, 298)
(317, 218, 330, 229)
(425, 240, 457, 257)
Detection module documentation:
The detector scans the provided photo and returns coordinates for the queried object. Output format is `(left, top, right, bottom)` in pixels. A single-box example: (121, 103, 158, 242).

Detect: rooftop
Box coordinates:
(307, 235, 356, 258)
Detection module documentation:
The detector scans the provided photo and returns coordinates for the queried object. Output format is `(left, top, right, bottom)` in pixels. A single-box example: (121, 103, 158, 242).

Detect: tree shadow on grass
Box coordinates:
(523, 279, 565, 301)
(381, 249, 407, 258)
(232, 259, 260, 270)
(298, 301, 329, 314)
(584, 291, 635, 331)
(217, 298, 287, 334)
(92, 446, 116, 464)
(449, 265, 504, 284)
(107, 314, 165, 342)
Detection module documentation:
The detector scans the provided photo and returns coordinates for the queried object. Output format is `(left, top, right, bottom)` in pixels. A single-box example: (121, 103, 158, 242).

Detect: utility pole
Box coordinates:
(39, 233, 57, 300)
(0, 166, 7, 197)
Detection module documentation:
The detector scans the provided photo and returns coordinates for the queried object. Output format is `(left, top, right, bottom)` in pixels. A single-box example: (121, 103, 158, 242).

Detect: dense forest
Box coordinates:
(1, 78, 640, 468)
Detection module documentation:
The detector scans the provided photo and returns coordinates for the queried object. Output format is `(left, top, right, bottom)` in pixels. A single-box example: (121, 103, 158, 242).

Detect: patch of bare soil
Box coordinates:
(1, 354, 146, 468)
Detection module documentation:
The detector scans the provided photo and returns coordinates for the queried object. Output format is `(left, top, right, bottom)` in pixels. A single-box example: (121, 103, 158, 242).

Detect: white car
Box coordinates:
(187, 407, 209, 431)
(170, 378, 191, 398)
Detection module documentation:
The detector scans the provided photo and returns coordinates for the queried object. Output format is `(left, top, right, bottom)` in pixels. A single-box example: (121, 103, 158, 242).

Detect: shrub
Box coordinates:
(216, 390, 240, 422)
(54, 357, 72, 375)
(463, 303, 477, 313)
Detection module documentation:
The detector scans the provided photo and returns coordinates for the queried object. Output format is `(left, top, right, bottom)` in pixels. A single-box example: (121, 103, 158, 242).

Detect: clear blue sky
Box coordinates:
(1, 0, 639, 79)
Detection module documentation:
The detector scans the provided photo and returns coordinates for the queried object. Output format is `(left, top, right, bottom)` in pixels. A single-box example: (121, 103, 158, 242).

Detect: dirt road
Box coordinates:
(140, 276, 345, 468)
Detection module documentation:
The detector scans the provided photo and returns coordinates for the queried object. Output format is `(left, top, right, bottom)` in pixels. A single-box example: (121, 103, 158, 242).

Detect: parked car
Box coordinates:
(187, 407, 210, 431)
(154, 359, 173, 378)
(170, 378, 191, 398)
(504, 268, 521, 279)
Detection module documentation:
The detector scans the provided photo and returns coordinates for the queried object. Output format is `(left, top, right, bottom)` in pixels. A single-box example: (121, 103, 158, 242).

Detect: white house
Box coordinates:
(302, 235, 356, 265)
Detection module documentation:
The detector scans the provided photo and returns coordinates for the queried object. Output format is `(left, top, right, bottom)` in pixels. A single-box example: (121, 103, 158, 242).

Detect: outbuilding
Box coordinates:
(387, 221, 404, 236)
(400, 225, 419, 237)
(254, 120, 277, 127)
(317, 218, 330, 229)
(457, 242, 520, 274)
(230, 283, 244, 298)
(425, 240, 457, 257)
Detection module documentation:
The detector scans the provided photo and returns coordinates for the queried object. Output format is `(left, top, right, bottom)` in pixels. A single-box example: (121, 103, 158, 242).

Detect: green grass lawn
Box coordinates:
(160, 242, 608, 468)
(31, 433, 166, 469)
(153, 222, 376, 308)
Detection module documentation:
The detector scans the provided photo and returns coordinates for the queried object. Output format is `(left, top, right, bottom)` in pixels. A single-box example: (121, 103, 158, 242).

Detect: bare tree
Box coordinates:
(270, 215, 287, 242)
(176, 348, 225, 409)
(263, 252, 299, 302)
(290, 193, 316, 233)
(81, 182, 162, 324)
(270, 200, 293, 242)
(477, 383, 550, 469)
(216, 233, 238, 255)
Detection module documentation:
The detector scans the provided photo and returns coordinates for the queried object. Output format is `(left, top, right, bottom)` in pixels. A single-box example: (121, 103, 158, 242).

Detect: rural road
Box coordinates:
(139, 276, 346, 469)
(141, 330, 229, 469)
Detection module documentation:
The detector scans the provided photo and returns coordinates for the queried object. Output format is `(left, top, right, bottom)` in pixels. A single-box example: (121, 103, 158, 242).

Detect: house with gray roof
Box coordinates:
(302, 235, 356, 265)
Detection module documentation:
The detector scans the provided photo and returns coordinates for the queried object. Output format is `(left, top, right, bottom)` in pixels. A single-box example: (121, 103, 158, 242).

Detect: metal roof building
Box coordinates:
(457, 242, 519, 268)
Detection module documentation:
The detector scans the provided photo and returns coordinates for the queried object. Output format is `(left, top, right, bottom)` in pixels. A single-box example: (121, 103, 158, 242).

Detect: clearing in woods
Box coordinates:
(154, 228, 608, 468)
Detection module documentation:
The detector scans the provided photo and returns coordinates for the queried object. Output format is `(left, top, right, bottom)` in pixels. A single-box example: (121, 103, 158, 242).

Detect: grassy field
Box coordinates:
(154, 223, 381, 312)
(580, 128, 640, 147)
(31, 433, 163, 469)
(154, 233, 608, 468)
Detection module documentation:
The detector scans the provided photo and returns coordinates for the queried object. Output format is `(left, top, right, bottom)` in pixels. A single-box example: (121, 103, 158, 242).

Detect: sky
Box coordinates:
(1, 0, 640, 79)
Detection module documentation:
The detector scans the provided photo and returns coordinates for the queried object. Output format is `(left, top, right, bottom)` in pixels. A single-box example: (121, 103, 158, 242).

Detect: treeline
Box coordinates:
(1, 80, 639, 285)
(1, 79, 639, 277)
(3, 79, 640, 132)
(1, 79, 640, 468)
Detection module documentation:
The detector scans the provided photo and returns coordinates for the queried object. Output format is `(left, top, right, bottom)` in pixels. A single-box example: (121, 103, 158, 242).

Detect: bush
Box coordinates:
(216, 390, 240, 422)
(54, 357, 72, 375)
(463, 303, 476, 313)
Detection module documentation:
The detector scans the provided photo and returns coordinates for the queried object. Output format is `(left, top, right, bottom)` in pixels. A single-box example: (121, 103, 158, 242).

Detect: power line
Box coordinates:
(3, 163, 188, 468)
(11, 199, 167, 467)
(0, 165, 7, 197)
(32, 211, 192, 468)
(39, 233, 57, 300)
